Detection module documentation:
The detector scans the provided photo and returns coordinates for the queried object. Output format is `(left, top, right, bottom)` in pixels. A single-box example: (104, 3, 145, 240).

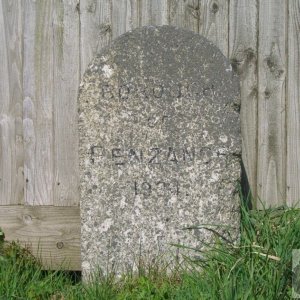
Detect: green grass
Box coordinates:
(0, 196, 299, 299)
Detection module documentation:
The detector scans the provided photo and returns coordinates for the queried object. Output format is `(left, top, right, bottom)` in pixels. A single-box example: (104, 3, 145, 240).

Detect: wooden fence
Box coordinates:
(0, 0, 299, 269)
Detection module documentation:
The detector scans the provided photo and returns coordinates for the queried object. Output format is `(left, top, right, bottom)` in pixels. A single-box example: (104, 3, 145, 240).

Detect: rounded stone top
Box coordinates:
(81, 26, 240, 105)
(79, 25, 240, 153)
(78, 25, 241, 277)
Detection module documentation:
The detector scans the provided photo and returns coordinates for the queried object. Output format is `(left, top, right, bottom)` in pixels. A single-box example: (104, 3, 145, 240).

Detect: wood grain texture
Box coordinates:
(111, 0, 171, 39)
(0, 0, 23, 205)
(287, 0, 300, 206)
(198, 0, 229, 56)
(168, 0, 199, 32)
(80, 0, 112, 77)
(23, 0, 54, 205)
(0, 205, 80, 270)
(111, 0, 139, 38)
(1, 0, 300, 224)
(229, 0, 258, 201)
(257, 0, 286, 208)
(53, 0, 80, 206)
(139, 0, 168, 26)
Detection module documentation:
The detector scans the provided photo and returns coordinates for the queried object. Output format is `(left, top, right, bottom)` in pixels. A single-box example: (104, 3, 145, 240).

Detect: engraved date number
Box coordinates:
(133, 180, 179, 197)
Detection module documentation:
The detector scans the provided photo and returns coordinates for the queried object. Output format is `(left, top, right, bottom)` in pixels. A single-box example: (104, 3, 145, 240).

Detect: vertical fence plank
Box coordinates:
(23, 0, 36, 205)
(1, 0, 298, 210)
(111, 0, 130, 38)
(53, 0, 80, 206)
(198, 0, 228, 56)
(168, 0, 199, 32)
(23, 0, 55, 205)
(111, 0, 139, 39)
(0, 0, 23, 205)
(139, 0, 168, 26)
(229, 0, 258, 201)
(257, 0, 287, 208)
(80, 0, 112, 77)
(287, 0, 300, 206)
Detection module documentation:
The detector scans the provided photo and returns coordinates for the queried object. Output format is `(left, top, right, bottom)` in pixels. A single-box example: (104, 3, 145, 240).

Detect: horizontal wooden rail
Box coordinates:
(0, 205, 81, 270)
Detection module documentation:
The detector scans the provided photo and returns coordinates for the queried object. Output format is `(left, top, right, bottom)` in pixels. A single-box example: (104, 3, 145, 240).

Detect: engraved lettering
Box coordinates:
(180, 84, 189, 97)
(162, 115, 170, 125)
(102, 84, 113, 99)
(170, 83, 188, 98)
(141, 182, 151, 196)
(112, 148, 125, 165)
(153, 85, 163, 98)
(134, 181, 138, 196)
(156, 181, 166, 196)
(170, 83, 182, 98)
(140, 149, 144, 162)
(90, 145, 104, 164)
(167, 147, 178, 163)
(183, 147, 195, 162)
(134, 181, 152, 196)
(119, 85, 130, 100)
(99, 81, 214, 105)
(134, 180, 180, 197)
(148, 115, 170, 128)
(170, 180, 180, 196)
(148, 116, 160, 128)
(128, 149, 141, 163)
(190, 82, 200, 96)
(94, 146, 197, 166)
(138, 86, 148, 99)
(203, 84, 214, 96)
(90, 145, 96, 164)
(148, 148, 161, 164)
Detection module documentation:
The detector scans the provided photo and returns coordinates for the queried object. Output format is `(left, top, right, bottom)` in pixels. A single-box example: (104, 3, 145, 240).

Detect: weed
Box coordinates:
(0, 196, 298, 299)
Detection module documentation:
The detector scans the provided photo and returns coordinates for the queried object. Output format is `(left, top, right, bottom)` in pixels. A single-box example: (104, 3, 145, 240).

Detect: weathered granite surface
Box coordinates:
(78, 26, 241, 278)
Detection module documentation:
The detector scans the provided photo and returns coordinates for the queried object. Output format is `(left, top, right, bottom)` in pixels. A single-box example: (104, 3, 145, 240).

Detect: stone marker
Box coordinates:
(78, 26, 241, 278)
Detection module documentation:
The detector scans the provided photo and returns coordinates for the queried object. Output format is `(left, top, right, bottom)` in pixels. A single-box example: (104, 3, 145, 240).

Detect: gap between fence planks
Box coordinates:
(229, 0, 258, 202)
(287, 0, 300, 206)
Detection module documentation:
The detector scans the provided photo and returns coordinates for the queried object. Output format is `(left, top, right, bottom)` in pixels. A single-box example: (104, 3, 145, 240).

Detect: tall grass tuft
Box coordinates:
(173, 195, 298, 299)
(0, 195, 299, 299)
